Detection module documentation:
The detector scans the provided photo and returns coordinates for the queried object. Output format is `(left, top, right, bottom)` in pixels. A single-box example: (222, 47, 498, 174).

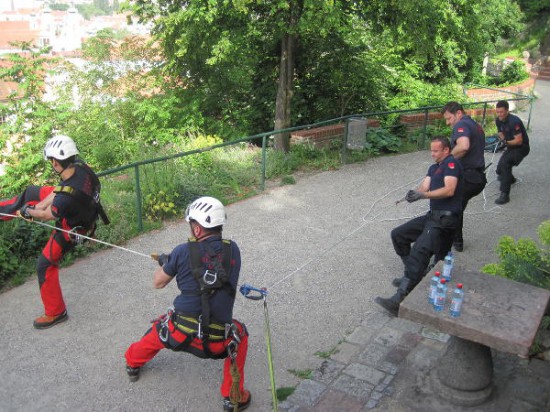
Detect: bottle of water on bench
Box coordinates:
(449, 283, 464, 317)
(433, 279, 447, 312)
(428, 271, 441, 305)
(442, 252, 453, 282)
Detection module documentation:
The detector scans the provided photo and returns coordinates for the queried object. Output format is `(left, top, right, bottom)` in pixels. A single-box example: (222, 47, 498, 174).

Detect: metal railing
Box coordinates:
(97, 90, 534, 231)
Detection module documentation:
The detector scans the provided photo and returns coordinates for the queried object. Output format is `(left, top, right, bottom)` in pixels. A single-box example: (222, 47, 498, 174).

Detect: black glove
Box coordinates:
(157, 253, 170, 267)
(405, 190, 424, 203)
(19, 204, 35, 219)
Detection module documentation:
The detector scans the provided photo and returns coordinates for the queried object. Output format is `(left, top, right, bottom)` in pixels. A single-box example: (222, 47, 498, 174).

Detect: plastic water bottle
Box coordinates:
(433, 279, 447, 312)
(449, 283, 464, 317)
(442, 252, 453, 282)
(427, 271, 441, 305)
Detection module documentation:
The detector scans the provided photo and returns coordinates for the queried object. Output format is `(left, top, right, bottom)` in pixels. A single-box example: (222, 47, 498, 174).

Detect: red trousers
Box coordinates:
(1, 185, 72, 316)
(125, 318, 248, 398)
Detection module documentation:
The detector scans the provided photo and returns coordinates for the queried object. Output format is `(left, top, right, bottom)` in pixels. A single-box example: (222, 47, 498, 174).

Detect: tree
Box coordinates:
(125, 0, 525, 150)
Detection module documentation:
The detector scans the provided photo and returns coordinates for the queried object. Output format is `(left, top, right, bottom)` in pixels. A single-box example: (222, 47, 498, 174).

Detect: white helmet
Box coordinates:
(185, 196, 226, 228)
(44, 135, 79, 160)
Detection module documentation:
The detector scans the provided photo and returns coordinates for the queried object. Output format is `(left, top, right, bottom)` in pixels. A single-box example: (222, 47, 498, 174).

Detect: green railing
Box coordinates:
(98, 91, 534, 231)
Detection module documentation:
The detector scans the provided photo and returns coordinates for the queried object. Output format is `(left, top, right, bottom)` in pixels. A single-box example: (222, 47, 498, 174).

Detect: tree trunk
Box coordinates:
(273, 33, 295, 153)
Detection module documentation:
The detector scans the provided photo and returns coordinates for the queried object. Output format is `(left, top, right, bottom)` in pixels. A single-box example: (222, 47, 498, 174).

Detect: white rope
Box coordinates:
(0, 212, 154, 260)
(269, 144, 508, 291)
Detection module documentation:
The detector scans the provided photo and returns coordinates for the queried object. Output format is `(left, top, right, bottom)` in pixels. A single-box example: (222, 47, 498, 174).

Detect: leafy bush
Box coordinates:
(365, 128, 402, 154)
(482, 220, 550, 290)
(144, 191, 179, 221)
(0, 220, 50, 289)
(497, 60, 530, 85)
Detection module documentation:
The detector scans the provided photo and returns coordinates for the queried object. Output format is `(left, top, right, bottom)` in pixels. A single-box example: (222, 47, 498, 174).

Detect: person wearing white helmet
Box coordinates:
(124, 196, 251, 411)
(0, 134, 106, 329)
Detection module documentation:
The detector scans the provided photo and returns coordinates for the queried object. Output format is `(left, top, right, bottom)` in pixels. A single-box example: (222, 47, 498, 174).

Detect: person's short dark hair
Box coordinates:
(441, 101, 464, 115)
(431, 136, 451, 150)
(496, 100, 509, 110)
(50, 155, 77, 169)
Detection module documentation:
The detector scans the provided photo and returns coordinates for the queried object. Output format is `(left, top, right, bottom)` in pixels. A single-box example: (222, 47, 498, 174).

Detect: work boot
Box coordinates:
(222, 390, 251, 411)
(495, 192, 510, 205)
(126, 366, 140, 382)
(33, 310, 68, 329)
(375, 278, 411, 317)
(453, 241, 464, 252)
(392, 277, 405, 287)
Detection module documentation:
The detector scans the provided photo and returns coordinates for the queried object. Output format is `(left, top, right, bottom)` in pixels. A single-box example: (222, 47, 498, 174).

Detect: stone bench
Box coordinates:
(399, 267, 550, 406)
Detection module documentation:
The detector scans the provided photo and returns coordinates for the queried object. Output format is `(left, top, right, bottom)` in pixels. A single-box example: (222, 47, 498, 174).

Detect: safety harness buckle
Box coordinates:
(197, 315, 203, 340)
(69, 226, 85, 245)
(202, 270, 218, 286)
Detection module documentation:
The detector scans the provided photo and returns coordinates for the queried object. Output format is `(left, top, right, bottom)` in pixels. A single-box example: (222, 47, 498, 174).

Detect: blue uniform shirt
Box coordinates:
(496, 113, 529, 148)
(451, 115, 485, 170)
(428, 154, 463, 214)
(163, 236, 241, 324)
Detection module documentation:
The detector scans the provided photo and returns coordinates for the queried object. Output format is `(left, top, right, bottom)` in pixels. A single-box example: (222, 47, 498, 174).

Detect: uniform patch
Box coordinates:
(457, 127, 464, 133)
(448, 162, 455, 169)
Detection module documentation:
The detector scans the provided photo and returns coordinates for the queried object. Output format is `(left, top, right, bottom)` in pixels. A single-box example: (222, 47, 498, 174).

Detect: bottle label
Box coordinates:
(450, 299, 462, 312)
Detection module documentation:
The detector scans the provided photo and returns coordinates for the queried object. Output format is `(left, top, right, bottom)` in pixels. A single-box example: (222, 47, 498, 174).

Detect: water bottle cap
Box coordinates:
(435, 271, 441, 276)
(440, 279, 446, 284)
(457, 283, 463, 288)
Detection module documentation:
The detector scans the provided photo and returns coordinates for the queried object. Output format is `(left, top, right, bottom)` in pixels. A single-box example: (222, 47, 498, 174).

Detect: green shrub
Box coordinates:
(481, 220, 550, 290)
(144, 191, 179, 221)
(497, 60, 529, 86)
(365, 128, 402, 154)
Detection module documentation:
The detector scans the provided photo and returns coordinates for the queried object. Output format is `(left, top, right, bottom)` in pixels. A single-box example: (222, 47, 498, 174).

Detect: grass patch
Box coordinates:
(288, 368, 313, 379)
(276, 387, 296, 402)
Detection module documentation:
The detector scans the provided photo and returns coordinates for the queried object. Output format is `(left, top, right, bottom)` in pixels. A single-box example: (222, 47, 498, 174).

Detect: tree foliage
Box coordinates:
(125, 0, 525, 151)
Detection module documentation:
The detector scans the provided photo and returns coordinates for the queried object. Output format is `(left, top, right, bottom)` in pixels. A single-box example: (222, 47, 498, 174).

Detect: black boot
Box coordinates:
(495, 192, 510, 205)
(375, 278, 411, 317)
(392, 277, 405, 287)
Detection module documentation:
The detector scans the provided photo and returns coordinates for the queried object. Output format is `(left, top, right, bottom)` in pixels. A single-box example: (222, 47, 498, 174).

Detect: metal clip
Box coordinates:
(197, 315, 203, 340)
(226, 340, 238, 361)
(203, 270, 218, 286)
(158, 307, 173, 343)
(69, 226, 85, 245)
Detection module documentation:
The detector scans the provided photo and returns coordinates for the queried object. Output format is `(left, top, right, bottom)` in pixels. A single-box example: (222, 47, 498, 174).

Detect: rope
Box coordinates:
(0, 212, 154, 260)
(229, 361, 241, 411)
(263, 296, 278, 412)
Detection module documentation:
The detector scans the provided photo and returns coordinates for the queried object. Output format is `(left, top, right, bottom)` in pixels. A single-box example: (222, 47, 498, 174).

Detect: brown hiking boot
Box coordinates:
(33, 310, 68, 329)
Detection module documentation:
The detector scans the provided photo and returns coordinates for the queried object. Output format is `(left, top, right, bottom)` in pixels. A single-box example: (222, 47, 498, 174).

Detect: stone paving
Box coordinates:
(279, 311, 550, 412)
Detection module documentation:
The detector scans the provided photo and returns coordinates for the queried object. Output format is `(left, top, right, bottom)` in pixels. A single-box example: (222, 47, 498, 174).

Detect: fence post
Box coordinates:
(481, 102, 488, 128)
(261, 135, 267, 191)
(421, 109, 429, 149)
(527, 97, 534, 129)
(341, 119, 349, 164)
(134, 165, 143, 231)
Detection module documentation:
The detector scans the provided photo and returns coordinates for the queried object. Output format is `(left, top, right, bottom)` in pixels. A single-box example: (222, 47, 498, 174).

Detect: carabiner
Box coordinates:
(239, 283, 268, 301)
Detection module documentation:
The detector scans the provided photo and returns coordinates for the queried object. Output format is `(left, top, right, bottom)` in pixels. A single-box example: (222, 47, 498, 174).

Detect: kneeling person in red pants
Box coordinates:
(124, 196, 251, 411)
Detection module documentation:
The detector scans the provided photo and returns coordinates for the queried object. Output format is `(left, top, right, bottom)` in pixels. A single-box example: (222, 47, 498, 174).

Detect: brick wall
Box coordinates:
(290, 119, 380, 148)
(289, 78, 534, 148)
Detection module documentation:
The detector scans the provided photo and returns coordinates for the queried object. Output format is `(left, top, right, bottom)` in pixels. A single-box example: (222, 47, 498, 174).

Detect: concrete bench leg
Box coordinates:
(431, 335, 494, 406)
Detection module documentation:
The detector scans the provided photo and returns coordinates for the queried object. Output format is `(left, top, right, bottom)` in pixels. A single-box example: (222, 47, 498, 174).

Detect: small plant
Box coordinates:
(481, 220, 550, 290)
(276, 387, 295, 402)
(365, 128, 402, 154)
(280, 175, 296, 186)
(143, 191, 180, 221)
(288, 368, 313, 379)
(314, 346, 340, 359)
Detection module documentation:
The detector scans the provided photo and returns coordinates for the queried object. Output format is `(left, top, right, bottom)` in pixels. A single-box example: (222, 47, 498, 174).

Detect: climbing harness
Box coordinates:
(240, 284, 278, 412)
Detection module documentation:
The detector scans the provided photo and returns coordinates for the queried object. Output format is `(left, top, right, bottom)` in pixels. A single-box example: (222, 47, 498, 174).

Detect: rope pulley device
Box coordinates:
(239, 283, 278, 412)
